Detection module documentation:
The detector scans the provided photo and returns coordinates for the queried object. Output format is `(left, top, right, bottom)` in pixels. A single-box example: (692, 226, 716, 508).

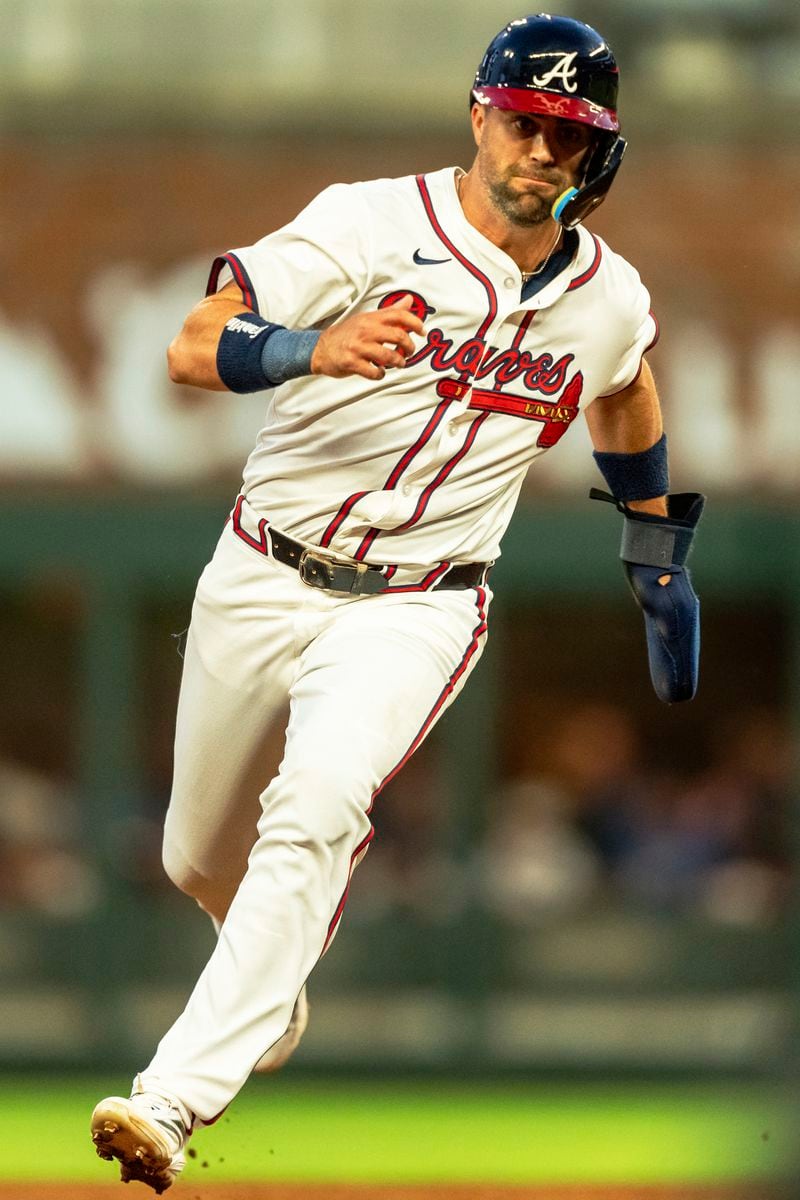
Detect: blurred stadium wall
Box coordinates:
(0, 0, 798, 1078)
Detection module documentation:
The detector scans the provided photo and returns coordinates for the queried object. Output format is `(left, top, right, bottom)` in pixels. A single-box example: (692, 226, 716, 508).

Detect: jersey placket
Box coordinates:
(342, 174, 506, 563)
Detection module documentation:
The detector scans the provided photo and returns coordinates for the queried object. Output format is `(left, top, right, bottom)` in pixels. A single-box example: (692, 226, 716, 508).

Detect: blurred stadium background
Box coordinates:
(0, 0, 798, 1192)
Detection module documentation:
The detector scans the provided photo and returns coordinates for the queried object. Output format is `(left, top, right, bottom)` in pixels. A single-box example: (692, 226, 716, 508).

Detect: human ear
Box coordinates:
(470, 103, 485, 147)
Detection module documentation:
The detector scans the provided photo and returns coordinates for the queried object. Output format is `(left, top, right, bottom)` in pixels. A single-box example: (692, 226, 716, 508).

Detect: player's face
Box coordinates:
(472, 107, 594, 227)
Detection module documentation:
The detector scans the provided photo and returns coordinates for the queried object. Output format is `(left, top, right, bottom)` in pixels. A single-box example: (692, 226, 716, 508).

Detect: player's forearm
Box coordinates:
(167, 296, 251, 391)
(585, 359, 666, 516)
(169, 293, 424, 394)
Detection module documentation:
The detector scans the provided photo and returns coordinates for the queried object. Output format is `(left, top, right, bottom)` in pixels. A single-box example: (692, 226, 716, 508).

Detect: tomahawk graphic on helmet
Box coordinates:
(471, 13, 627, 229)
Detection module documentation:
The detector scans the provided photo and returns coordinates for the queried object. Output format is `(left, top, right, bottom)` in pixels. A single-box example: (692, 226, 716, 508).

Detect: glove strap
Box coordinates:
(621, 518, 684, 568)
(590, 488, 705, 568)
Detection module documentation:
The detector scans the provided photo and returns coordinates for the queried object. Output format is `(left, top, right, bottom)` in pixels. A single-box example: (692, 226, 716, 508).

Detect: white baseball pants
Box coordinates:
(138, 514, 490, 1121)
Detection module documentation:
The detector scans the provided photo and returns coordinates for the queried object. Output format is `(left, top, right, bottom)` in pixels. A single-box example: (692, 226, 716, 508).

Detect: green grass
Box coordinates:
(0, 1076, 793, 1185)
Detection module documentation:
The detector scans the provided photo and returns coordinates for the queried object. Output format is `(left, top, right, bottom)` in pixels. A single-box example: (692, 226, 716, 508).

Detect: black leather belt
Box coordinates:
(267, 526, 488, 596)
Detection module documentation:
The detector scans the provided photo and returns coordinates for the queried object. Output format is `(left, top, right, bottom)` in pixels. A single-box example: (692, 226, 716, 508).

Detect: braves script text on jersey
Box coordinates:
(135, 166, 657, 1122)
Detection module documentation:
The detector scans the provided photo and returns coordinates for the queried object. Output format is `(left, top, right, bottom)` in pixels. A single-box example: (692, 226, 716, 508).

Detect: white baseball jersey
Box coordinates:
(208, 166, 657, 569)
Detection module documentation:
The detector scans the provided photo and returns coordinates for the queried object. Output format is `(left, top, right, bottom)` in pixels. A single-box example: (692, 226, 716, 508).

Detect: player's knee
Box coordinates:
(161, 836, 229, 917)
(162, 835, 197, 893)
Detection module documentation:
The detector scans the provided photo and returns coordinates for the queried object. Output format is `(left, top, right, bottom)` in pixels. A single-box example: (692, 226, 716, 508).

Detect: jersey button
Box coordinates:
(448, 421, 457, 434)
(402, 484, 412, 496)
(504, 277, 515, 288)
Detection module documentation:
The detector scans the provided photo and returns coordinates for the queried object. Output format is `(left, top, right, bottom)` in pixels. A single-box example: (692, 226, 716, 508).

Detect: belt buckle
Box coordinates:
(298, 548, 372, 593)
(298, 548, 334, 589)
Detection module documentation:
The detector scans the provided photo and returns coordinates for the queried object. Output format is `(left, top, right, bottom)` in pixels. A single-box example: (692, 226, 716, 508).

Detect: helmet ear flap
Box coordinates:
(552, 135, 627, 228)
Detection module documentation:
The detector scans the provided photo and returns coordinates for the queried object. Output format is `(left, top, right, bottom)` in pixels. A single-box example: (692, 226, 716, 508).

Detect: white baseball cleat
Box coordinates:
(254, 985, 309, 1073)
(90, 1076, 191, 1194)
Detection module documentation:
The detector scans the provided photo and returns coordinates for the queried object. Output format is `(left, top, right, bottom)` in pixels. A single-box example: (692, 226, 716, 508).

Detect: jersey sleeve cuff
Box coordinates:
(206, 252, 260, 314)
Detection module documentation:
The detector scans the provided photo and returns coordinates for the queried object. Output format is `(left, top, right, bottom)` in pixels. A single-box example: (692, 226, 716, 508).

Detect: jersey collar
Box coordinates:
(426, 167, 601, 310)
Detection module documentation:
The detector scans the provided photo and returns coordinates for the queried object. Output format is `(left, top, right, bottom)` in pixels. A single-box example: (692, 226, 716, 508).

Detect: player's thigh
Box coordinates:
(164, 532, 298, 899)
(277, 585, 490, 817)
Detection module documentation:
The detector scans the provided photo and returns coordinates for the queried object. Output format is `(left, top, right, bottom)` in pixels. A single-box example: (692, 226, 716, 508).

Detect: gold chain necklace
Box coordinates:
(520, 224, 562, 281)
(456, 171, 561, 282)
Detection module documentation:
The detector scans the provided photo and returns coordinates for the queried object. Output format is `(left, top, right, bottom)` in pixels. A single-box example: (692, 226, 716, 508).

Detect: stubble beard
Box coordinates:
(480, 156, 567, 227)
(489, 178, 553, 226)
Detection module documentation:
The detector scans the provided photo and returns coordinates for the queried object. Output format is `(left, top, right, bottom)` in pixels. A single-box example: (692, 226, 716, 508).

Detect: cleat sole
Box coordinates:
(90, 1098, 179, 1194)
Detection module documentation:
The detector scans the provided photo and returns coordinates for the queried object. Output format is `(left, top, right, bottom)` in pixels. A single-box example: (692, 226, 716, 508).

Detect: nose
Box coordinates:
(527, 129, 556, 164)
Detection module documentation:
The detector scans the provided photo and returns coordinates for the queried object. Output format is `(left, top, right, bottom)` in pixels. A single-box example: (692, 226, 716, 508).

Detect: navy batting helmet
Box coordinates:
(472, 14, 626, 228)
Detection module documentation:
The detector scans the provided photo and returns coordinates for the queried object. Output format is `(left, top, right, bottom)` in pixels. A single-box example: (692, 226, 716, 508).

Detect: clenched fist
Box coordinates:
(311, 295, 425, 382)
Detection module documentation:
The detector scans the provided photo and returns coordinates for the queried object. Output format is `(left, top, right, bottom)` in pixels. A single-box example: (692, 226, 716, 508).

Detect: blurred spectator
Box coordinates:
(670, 708, 792, 926)
(0, 758, 100, 918)
(608, 707, 791, 924)
(480, 700, 792, 927)
(479, 775, 601, 923)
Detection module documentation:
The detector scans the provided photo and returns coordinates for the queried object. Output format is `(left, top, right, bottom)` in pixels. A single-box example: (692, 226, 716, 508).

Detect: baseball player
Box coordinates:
(91, 13, 703, 1192)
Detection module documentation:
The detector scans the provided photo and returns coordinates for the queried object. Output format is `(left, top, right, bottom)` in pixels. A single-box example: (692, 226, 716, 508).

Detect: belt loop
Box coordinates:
(262, 521, 275, 560)
(348, 562, 373, 593)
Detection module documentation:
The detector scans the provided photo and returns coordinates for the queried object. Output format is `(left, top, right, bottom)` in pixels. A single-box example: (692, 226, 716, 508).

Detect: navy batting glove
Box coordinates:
(623, 561, 700, 703)
(591, 490, 705, 704)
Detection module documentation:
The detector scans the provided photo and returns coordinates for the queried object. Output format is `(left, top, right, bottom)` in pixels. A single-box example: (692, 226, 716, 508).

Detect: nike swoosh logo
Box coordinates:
(413, 249, 451, 266)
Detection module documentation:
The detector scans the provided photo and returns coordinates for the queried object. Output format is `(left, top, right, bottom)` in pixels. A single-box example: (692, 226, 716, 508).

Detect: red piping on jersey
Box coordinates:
(356, 409, 488, 557)
(416, 174, 498, 344)
(206, 252, 259, 313)
(391, 412, 489, 534)
(511, 309, 536, 351)
(598, 310, 660, 398)
(206, 256, 227, 297)
(321, 586, 489, 954)
(320, 490, 371, 549)
(567, 234, 602, 291)
(231, 493, 269, 552)
(381, 560, 451, 594)
(353, 400, 452, 561)
(383, 400, 452, 491)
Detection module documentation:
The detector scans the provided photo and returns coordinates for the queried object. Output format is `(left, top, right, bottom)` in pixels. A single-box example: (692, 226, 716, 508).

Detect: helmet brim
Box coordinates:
(472, 85, 619, 133)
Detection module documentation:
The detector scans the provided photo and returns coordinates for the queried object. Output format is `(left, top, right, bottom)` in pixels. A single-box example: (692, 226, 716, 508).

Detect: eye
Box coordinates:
(512, 115, 537, 137)
(559, 122, 592, 151)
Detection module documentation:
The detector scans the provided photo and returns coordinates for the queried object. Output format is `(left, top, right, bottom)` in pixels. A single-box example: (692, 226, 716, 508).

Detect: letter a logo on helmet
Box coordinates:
(531, 51, 579, 93)
(471, 13, 628, 228)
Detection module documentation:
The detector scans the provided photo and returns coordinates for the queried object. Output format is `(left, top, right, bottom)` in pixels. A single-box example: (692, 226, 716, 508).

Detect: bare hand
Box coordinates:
(311, 295, 425, 381)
